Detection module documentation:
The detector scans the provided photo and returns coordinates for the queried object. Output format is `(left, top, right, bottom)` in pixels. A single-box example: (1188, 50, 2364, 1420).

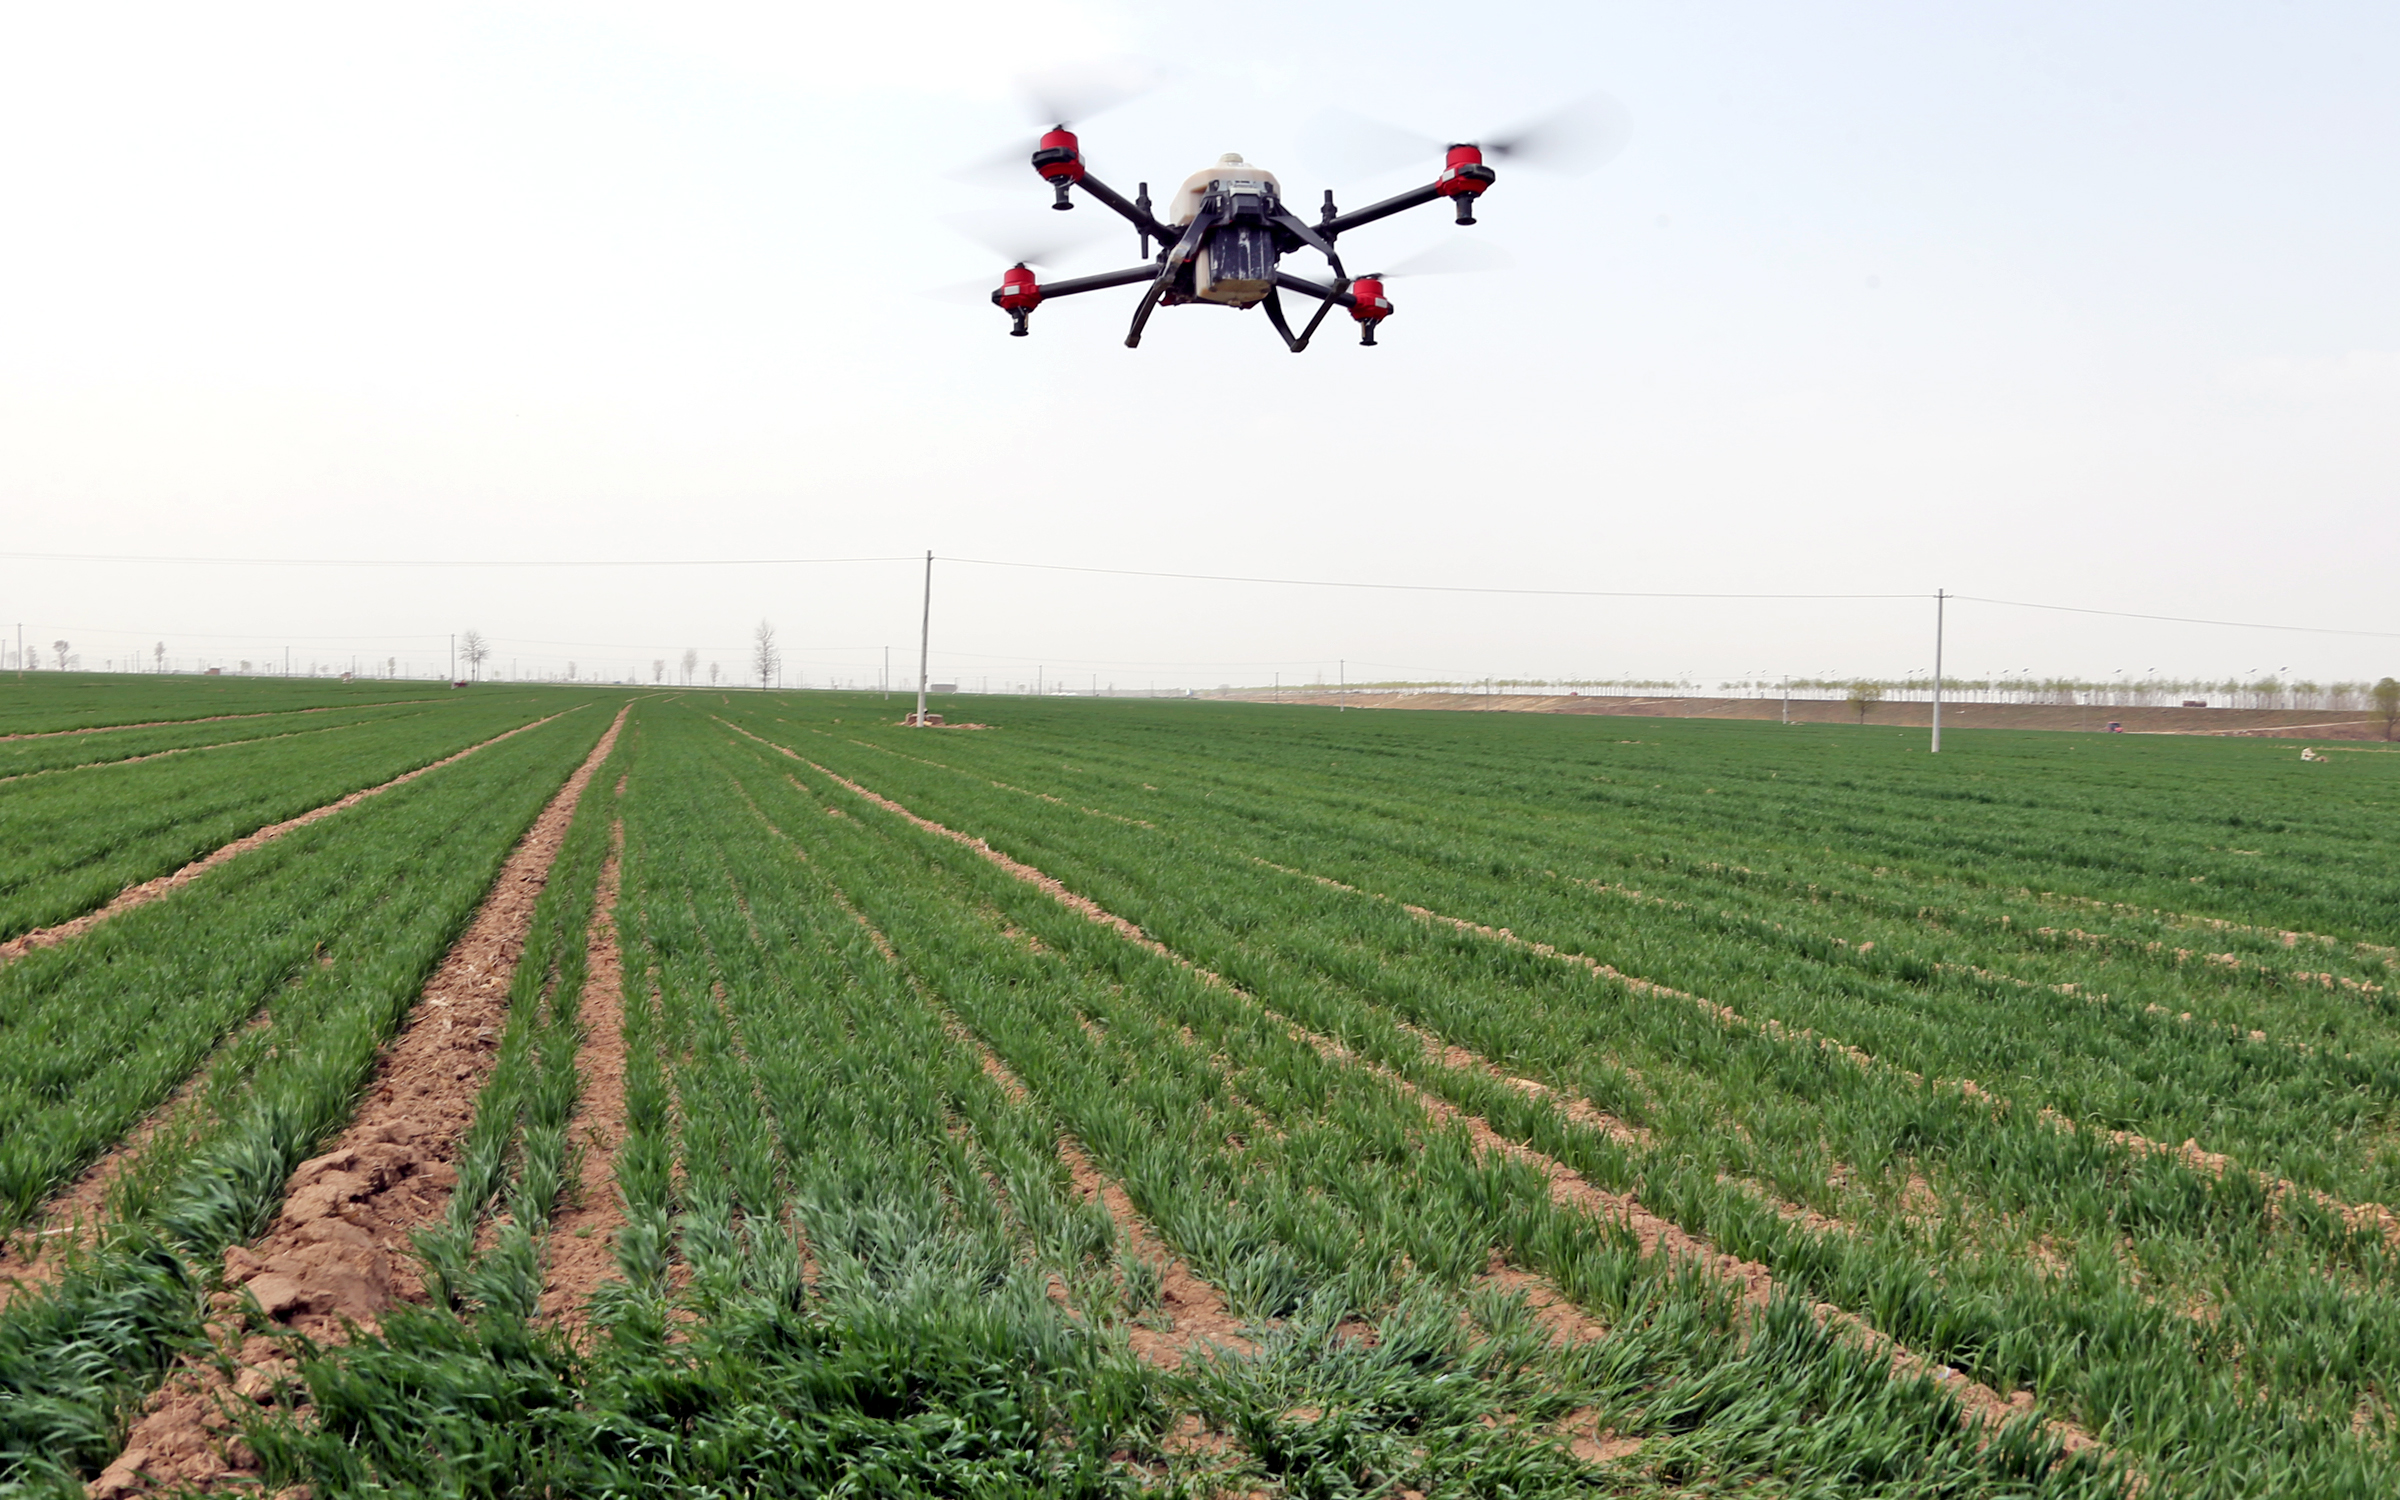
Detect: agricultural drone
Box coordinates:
(967, 88, 1625, 351)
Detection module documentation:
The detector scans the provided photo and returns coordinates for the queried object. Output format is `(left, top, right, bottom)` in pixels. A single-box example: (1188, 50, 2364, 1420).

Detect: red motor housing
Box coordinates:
(1434, 142, 1496, 198)
(995, 264, 1042, 312)
(1031, 127, 1085, 184)
(1349, 276, 1392, 323)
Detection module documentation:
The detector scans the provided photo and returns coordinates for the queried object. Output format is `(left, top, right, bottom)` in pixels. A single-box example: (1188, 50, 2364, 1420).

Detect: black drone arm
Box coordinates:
(1319, 182, 1447, 238)
(1073, 172, 1172, 252)
(1033, 266, 1163, 299)
(1272, 271, 1356, 309)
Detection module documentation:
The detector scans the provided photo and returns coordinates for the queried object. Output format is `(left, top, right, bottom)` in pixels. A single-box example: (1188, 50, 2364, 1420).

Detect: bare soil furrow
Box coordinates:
(85, 705, 628, 1496)
(538, 816, 630, 1337)
(0, 708, 575, 966)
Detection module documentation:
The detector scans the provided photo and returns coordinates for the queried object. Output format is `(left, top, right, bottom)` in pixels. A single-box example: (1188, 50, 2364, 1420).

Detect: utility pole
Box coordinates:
(1037, 664, 1044, 697)
(449, 634, 455, 683)
(914, 550, 932, 728)
(1931, 589, 1946, 754)
(884, 645, 890, 698)
(1781, 676, 1789, 725)
(1339, 659, 1345, 713)
(1275, 671, 1279, 702)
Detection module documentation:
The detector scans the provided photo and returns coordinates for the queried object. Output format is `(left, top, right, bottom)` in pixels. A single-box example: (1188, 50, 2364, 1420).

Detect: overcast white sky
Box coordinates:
(1, 1, 2394, 687)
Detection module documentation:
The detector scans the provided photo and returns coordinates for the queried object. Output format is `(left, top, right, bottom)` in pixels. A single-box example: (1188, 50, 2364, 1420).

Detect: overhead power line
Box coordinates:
(0, 551, 916, 569)
(1956, 595, 2400, 641)
(5, 547, 2391, 638)
(945, 555, 1914, 601)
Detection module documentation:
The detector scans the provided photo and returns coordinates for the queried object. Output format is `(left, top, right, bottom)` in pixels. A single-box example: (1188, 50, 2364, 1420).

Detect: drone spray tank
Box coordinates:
(1165, 154, 1286, 307)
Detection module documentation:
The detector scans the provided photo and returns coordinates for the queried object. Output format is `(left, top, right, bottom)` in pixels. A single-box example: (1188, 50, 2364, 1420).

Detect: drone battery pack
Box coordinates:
(1195, 225, 1276, 305)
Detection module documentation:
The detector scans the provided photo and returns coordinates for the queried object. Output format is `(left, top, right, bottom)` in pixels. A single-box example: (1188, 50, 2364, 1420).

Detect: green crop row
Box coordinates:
(0, 704, 611, 1490)
(716, 695, 2400, 1496)
(0, 674, 458, 737)
(0, 690, 568, 943)
(780, 702, 2400, 1196)
(230, 698, 2117, 1497)
(0, 698, 452, 782)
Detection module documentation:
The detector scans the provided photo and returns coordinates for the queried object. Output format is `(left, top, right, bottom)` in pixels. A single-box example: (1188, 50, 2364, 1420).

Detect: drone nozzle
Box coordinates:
(1032, 127, 1084, 209)
(1433, 142, 1496, 225)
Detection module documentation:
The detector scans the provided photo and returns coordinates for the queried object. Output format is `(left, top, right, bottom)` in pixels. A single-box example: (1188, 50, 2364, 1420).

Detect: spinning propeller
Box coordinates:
(1303, 92, 1633, 182)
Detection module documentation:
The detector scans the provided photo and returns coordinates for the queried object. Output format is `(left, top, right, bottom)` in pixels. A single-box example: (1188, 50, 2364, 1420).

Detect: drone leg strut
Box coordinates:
(1125, 209, 1217, 349)
(1261, 288, 1304, 352)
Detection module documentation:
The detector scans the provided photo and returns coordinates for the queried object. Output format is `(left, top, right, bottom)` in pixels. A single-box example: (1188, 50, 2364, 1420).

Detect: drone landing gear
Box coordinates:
(1261, 283, 1346, 353)
(1125, 208, 1218, 348)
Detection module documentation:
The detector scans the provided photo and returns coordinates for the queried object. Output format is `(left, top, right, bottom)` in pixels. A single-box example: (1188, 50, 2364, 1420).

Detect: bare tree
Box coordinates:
(709, 661, 721, 687)
(652, 657, 666, 684)
(752, 619, 780, 689)
(458, 629, 491, 682)
(681, 647, 699, 685)
(52, 640, 69, 671)
(1847, 680, 1885, 724)
(2376, 677, 2400, 742)
(153, 641, 165, 673)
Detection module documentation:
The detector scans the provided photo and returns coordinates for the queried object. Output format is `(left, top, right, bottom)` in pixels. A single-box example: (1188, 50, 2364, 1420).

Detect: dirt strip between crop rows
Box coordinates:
(768, 744, 2109, 1468)
(537, 806, 631, 1337)
(87, 706, 628, 1496)
(0, 708, 576, 966)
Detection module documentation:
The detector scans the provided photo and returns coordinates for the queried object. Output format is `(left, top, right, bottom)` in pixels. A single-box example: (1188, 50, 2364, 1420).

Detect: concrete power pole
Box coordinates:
(1931, 588, 1946, 754)
(914, 551, 932, 727)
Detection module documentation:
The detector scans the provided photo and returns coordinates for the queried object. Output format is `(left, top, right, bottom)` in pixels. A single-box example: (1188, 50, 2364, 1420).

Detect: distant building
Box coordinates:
(930, 683, 958, 693)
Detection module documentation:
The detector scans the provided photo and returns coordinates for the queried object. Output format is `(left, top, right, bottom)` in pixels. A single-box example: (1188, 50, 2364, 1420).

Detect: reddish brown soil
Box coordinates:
(1056, 1137, 1254, 1369)
(0, 708, 574, 966)
(85, 706, 628, 1496)
(537, 815, 630, 1337)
